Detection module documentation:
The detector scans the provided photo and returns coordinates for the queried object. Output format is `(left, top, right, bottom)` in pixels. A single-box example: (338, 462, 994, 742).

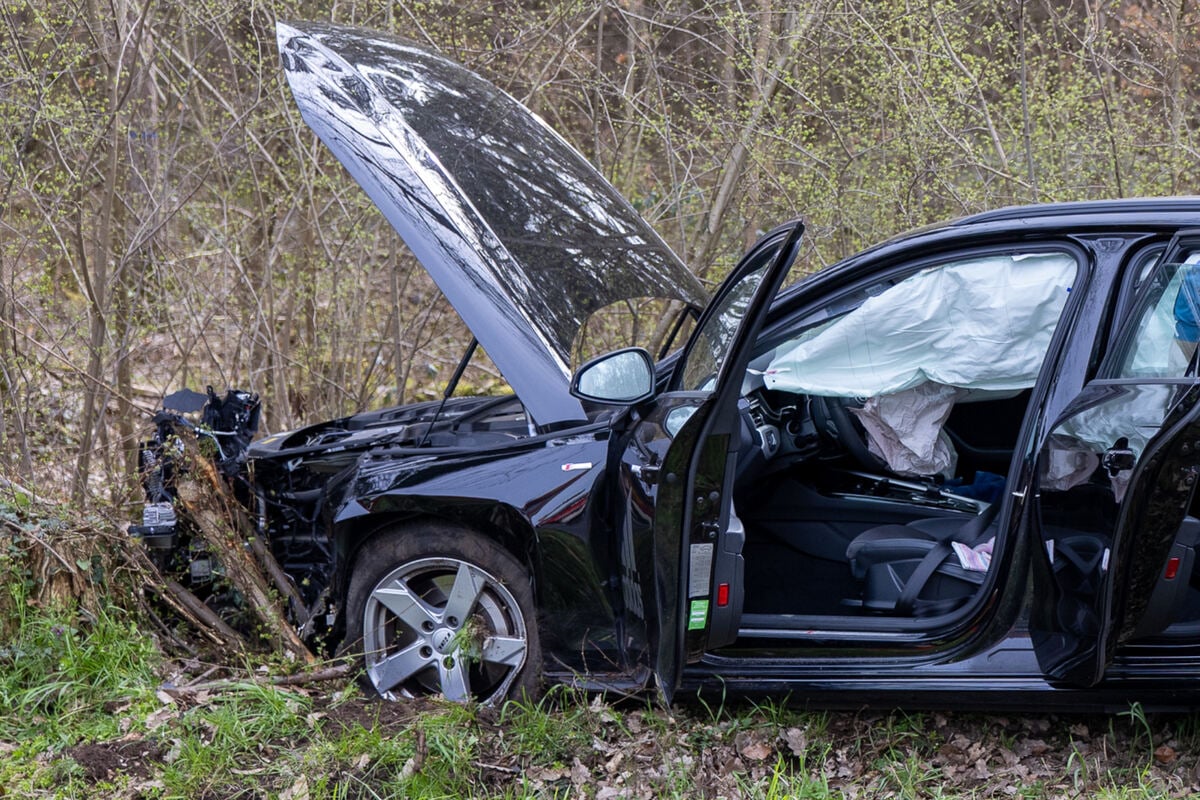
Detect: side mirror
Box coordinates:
(570, 347, 657, 405)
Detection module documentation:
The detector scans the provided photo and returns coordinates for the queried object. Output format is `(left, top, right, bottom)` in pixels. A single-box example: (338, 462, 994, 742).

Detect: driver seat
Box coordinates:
(845, 504, 999, 616)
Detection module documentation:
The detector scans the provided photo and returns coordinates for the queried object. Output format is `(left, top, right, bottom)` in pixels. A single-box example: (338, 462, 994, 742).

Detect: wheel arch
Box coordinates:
(330, 498, 542, 637)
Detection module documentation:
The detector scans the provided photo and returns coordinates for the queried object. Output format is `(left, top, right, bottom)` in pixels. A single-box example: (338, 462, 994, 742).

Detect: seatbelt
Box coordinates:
(895, 502, 1001, 614)
(958, 500, 1001, 547)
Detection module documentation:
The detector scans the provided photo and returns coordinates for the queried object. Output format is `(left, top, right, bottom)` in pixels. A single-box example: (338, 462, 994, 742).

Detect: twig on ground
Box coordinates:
(138, 595, 199, 656)
(474, 762, 521, 775)
(161, 662, 353, 697)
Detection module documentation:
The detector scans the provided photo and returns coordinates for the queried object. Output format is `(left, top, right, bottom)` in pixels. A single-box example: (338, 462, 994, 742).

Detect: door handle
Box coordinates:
(631, 464, 659, 484)
(1102, 437, 1136, 476)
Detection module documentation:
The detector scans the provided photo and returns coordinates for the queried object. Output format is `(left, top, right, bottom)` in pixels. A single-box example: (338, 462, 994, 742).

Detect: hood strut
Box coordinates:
(417, 338, 479, 448)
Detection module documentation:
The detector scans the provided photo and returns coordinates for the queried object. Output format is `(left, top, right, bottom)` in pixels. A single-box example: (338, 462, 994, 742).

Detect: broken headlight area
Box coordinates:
(128, 386, 302, 633)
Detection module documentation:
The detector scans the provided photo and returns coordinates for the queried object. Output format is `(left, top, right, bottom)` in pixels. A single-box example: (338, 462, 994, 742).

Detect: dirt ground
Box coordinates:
(61, 687, 1200, 798)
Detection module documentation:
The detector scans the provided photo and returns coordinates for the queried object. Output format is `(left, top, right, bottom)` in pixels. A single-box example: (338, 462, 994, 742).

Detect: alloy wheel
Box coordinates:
(361, 556, 528, 703)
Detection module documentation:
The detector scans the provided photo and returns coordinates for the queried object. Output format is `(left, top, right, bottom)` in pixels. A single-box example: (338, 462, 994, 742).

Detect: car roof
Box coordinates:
(765, 197, 1200, 317)
(952, 197, 1200, 226)
(836, 197, 1200, 266)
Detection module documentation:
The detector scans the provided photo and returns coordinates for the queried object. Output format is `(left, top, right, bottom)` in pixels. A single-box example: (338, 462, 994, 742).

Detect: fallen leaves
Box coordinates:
(734, 730, 773, 761)
(1156, 744, 1178, 765)
(279, 775, 309, 800)
(50, 670, 1200, 800)
(783, 726, 807, 757)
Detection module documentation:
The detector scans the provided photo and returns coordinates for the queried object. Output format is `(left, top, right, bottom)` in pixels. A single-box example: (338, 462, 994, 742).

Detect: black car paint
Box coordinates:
(1033, 382, 1200, 682)
(268, 416, 623, 677)
(673, 207, 1200, 707)
(135, 19, 1200, 708)
(151, 201, 1200, 710)
(276, 21, 706, 430)
(353, 208, 1200, 707)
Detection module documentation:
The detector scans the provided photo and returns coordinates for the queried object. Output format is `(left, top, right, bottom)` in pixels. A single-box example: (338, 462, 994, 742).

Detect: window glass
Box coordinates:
(572, 297, 696, 368)
(1115, 250, 1200, 378)
(762, 249, 1077, 478)
(680, 263, 770, 392)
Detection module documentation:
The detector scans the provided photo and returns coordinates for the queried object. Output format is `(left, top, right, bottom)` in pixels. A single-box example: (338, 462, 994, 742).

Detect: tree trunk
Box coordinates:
(171, 435, 315, 664)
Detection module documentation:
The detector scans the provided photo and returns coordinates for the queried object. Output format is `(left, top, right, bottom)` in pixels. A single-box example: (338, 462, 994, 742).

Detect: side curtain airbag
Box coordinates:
(765, 253, 1076, 397)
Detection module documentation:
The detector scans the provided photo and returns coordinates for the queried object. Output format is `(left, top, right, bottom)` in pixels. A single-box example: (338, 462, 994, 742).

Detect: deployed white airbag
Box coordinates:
(851, 382, 961, 477)
(764, 253, 1076, 397)
(1044, 382, 1177, 502)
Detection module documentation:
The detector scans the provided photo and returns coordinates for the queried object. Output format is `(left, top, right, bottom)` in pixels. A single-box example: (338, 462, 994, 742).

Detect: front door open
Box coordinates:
(622, 222, 804, 701)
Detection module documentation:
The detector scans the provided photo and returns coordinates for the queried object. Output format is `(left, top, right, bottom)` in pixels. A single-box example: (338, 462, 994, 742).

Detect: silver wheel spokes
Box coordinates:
(363, 558, 527, 703)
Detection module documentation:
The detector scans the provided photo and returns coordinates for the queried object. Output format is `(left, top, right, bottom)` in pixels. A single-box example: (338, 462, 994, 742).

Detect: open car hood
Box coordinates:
(277, 21, 707, 427)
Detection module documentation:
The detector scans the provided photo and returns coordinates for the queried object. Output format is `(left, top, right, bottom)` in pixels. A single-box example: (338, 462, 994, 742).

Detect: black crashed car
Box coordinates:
(131, 20, 1200, 710)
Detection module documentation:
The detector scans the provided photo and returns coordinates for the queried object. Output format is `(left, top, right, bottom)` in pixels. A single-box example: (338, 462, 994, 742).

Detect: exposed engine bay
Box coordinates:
(128, 386, 538, 647)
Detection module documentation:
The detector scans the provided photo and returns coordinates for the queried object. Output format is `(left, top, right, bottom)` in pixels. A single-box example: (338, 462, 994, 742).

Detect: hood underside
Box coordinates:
(277, 21, 707, 427)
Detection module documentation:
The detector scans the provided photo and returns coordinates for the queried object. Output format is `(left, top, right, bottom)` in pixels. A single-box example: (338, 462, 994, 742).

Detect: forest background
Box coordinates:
(2, 1, 1200, 796)
(3, 0, 1199, 509)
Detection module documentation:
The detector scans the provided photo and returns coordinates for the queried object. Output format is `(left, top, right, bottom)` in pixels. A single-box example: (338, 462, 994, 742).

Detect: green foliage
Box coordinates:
(0, 603, 160, 747)
(497, 685, 598, 764)
(2, 0, 1200, 501)
(0, 646, 1198, 799)
(0, 508, 37, 619)
(1119, 700, 1155, 757)
(160, 683, 315, 797)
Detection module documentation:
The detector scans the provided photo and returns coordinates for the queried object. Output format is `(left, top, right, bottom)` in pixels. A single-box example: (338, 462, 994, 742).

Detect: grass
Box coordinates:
(0, 603, 160, 746)
(497, 686, 598, 765)
(3, 602, 1200, 798)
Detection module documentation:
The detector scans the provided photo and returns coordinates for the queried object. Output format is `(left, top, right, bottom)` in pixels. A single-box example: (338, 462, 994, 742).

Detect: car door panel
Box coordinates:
(621, 222, 803, 701)
(1031, 233, 1200, 685)
(1032, 381, 1200, 683)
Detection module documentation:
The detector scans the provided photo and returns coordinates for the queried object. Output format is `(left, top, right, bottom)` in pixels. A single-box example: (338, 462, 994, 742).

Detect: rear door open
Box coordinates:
(1031, 232, 1200, 684)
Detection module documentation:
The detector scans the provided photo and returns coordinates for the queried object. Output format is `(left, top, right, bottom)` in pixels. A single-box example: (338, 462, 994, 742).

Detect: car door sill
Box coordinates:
(739, 611, 962, 639)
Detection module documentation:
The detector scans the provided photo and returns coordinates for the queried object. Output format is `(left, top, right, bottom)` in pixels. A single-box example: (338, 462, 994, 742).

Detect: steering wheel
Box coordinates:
(808, 395, 888, 472)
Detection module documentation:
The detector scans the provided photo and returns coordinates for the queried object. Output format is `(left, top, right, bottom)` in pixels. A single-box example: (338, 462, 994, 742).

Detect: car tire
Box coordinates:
(343, 523, 541, 704)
